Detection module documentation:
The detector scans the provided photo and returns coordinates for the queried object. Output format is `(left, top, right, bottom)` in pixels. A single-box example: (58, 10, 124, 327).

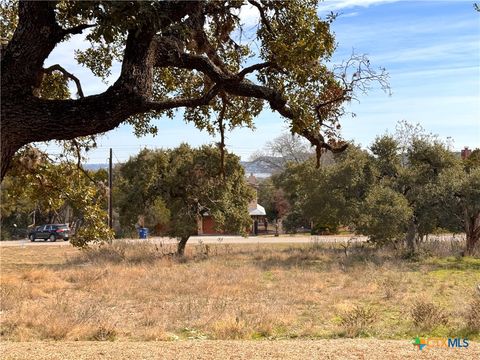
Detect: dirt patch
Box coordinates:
(1, 340, 478, 360)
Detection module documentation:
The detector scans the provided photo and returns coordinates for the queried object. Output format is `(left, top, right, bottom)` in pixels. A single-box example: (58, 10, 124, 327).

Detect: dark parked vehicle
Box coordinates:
(28, 224, 70, 242)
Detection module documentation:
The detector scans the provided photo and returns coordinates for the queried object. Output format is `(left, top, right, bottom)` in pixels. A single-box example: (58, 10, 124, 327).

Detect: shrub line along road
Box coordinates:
(0, 235, 368, 247)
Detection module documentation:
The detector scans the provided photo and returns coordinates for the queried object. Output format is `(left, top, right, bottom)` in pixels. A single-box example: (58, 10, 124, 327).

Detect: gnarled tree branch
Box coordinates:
(144, 84, 222, 112)
(248, 0, 274, 34)
(62, 23, 96, 36)
(43, 64, 85, 98)
(237, 61, 273, 79)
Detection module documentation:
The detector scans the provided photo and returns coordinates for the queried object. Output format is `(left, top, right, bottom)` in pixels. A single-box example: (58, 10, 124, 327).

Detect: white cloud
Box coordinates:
(391, 65, 479, 81)
(340, 11, 360, 18)
(320, 0, 402, 12)
(371, 37, 479, 63)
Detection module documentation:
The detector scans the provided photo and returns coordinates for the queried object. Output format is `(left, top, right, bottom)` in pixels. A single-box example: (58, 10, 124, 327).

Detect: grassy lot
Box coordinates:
(1, 240, 479, 341)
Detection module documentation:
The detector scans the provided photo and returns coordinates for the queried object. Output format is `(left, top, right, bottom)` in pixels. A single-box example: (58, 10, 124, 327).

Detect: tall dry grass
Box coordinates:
(1, 239, 479, 341)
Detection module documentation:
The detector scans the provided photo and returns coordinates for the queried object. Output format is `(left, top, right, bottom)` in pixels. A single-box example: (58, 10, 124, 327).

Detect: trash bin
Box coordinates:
(139, 227, 149, 239)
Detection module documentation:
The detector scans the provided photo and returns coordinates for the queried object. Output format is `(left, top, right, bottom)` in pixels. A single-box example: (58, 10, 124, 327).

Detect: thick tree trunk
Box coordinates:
(465, 212, 480, 255)
(1, 90, 146, 180)
(0, 140, 19, 182)
(177, 236, 189, 256)
(405, 218, 418, 254)
(0, 3, 159, 180)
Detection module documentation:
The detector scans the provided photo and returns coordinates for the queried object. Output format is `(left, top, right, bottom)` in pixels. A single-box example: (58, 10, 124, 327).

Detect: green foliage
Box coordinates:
(275, 145, 373, 234)
(273, 159, 317, 232)
(438, 166, 480, 252)
(404, 139, 461, 237)
(464, 148, 480, 172)
(63, 0, 268, 148)
(115, 145, 253, 250)
(2, 0, 389, 170)
(257, 178, 290, 222)
(369, 129, 463, 248)
(282, 209, 310, 233)
(370, 135, 401, 181)
(0, 0, 17, 42)
(38, 72, 71, 100)
(0, 146, 113, 245)
(271, 121, 477, 253)
(356, 186, 412, 246)
(459, 168, 480, 220)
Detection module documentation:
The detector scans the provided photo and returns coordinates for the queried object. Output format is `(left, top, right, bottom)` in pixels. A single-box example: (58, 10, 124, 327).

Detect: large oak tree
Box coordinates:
(115, 145, 253, 255)
(1, 0, 388, 180)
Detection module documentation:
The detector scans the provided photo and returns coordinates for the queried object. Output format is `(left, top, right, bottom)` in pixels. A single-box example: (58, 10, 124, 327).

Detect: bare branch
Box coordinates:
(70, 139, 97, 184)
(248, 0, 274, 34)
(155, 37, 231, 82)
(217, 97, 227, 180)
(154, 39, 295, 119)
(333, 53, 391, 98)
(237, 62, 273, 79)
(62, 23, 96, 36)
(300, 128, 348, 167)
(43, 64, 85, 98)
(144, 84, 222, 112)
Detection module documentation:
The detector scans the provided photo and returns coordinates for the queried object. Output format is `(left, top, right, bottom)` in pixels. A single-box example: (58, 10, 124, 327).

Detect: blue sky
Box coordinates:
(42, 0, 479, 163)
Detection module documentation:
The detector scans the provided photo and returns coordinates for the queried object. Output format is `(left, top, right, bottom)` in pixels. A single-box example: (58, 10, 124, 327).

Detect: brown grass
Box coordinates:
(1, 240, 479, 341)
(410, 299, 449, 331)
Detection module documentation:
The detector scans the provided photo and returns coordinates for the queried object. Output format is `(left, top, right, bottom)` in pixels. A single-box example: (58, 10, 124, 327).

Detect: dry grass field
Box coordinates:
(1, 240, 479, 348)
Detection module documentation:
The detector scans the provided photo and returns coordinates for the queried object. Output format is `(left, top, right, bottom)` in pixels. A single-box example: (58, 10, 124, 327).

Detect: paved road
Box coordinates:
(0, 234, 367, 247)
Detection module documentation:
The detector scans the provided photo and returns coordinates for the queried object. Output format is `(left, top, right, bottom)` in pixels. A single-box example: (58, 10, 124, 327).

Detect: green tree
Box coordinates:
(274, 145, 373, 234)
(438, 166, 480, 255)
(1, 0, 388, 180)
(257, 177, 290, 223)
(464, 148, 480, 173)
(367, 127, 462, 253)
(309, 146, 374, 233)
(458, 168, 480, 253)
(273, 125, 475, 253)
(114, 148, 171, 234)
(0, 146, 113, 245)
(356, 186, 412, 246)
(116, 145, 253, 255)
(272, 159, 316, 232)
(403, 139, 459, 251)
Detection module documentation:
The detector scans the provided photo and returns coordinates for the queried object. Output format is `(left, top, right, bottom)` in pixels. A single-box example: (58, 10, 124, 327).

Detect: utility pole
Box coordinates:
(108, 148, 113, 229)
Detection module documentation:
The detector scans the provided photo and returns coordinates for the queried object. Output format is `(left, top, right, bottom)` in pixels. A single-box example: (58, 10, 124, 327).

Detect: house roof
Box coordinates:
(248, 204, 266, 216)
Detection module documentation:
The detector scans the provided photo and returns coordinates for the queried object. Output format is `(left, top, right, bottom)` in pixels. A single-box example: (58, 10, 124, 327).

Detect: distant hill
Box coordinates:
(241, 157, 282, 178)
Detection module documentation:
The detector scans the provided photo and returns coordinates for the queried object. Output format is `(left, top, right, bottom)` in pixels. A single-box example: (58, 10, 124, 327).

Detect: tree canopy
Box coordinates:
(1, 0, 388, 180)
(115, 145, 253, 255)
(271, 123, 480, 254)
(0, 146, 112, 245)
